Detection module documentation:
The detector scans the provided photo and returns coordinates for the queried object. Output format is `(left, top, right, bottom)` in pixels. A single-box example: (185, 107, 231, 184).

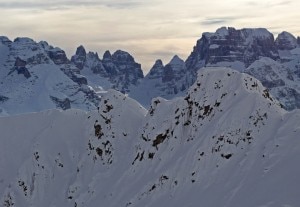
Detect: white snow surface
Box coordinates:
(1, 68, 300, 207)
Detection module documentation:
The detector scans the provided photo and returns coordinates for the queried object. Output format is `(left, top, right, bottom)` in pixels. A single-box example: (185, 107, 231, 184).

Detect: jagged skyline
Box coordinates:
(0, 0, 299, 72)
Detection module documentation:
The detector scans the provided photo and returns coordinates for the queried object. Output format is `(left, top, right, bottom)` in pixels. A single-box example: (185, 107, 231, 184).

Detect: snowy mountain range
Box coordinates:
(1, 68, 300, 206)
(0, 36, 99, 116)
(0, 36, 144, 116)
(1, 27, 300, 114)
(131, 27, 300, 110)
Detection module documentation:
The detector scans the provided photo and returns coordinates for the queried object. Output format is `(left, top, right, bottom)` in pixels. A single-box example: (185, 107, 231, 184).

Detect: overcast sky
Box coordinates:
(0, 0, 299, 73)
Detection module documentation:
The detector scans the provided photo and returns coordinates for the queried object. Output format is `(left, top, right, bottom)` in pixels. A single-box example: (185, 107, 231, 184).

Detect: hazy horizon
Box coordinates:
(1, 0, 299, 73)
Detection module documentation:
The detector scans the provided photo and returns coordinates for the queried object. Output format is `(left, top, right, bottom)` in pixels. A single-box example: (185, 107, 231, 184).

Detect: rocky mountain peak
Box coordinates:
(13, 37, 35, 44)
(186, 27, 279, 73)
(146, 59, 164, 79)
(275, 31, 298, 50)
(169, 55, 184, 65)
(241, 28, 273, 40)
(38, 41, 49, 49)
(112, 50, 135, 63)
(154, 59, 163, 67)
(103, 50, 112, 60)
(162, 55, 186, 83)
(0, 36, 12, 46)
(47, 47, 69, 65)
(70, 46, 144, 93)
(71, 45, 87, 70)
(76, 45, 87, 56)
(87, 51, 100, 60)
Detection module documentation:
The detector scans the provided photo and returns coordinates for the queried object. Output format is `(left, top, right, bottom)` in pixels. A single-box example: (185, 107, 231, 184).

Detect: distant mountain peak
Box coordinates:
(112, 50, 135, 62)
(154, 59, 163, 66)
(103, 50, 112, 60)
(75, 45, 87, 56)
(169, 55, 183, 65)
(13, 37, 35, 44)
(275, 31, 298, 50)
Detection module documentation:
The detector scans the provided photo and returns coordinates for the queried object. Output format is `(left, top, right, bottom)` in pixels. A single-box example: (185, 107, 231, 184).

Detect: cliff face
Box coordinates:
(186, 27, 279, 72)
(71, 47, 144, 93)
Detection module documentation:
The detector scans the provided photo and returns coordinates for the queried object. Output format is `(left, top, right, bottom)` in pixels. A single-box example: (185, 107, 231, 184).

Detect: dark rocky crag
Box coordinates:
(71, 47, 144, 93)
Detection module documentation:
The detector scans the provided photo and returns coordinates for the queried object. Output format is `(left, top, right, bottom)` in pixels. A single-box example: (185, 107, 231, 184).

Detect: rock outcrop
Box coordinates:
(71, 47, 144, 93)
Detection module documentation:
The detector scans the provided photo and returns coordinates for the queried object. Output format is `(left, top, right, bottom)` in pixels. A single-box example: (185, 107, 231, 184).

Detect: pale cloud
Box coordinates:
(0, 0, 144, 10)
(0, 0, 299, 73)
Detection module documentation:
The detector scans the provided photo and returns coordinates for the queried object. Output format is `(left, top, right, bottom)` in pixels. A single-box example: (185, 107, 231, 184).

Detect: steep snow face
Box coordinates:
(1, 68, 300, 207)
(0, 90, 146, 207)
(0, 37, 99, 116)
(121, 68, 299, 207)
(71, 46, 144, 94)
(129, 55, 192, 107)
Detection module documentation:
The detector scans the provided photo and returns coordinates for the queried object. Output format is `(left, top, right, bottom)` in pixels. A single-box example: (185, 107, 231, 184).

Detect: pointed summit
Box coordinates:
(103, 50, 112, 60)
(169, 55, 184, 65)
(147, 59, 164, 78)
(153, 59, 163, 67)
(71, 45, 87, 70)
(75, 45, 86, 56)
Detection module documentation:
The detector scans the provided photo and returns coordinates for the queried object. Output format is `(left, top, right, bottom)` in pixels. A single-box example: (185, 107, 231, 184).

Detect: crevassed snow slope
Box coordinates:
(1, 68, 300, 207)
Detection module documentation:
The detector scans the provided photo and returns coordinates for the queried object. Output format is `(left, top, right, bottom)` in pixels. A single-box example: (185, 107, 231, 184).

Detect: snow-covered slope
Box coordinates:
(0, 36, 99, 116)
(1, 68, 300, 207)
(0, 90, 147, 207)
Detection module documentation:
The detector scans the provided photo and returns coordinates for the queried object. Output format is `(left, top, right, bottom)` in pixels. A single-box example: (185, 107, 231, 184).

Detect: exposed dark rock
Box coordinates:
(103, 50, 112, 60)
(71, 74, 88, 85)
(103, 50, 144, 93)
(152, 130, 169, 148)
(10, 57, 31, 78)
(71, 45, 86, 69)
(47, 48, 69, 65)
(16, 67, 31, 78)
(0, 95, 9, 102)
(14, 57, 26, 67)
(50, 96, 71, 110)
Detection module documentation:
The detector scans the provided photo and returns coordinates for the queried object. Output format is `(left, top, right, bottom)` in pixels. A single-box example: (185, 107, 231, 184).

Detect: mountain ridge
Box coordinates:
(130, 27, 300, 110)
(1, 68, 300, 206)
(1, 26, 300, 116)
